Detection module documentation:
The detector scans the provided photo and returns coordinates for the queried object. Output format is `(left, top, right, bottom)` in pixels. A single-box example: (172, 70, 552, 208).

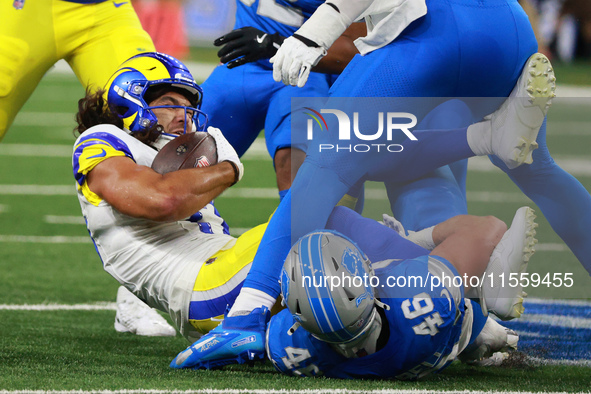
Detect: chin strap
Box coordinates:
(375, 298, 390, 311)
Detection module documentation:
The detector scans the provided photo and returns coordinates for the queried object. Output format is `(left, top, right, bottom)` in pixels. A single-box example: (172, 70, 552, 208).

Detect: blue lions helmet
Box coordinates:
(104, 52, 207, 148)
(281, 230, 377, 344)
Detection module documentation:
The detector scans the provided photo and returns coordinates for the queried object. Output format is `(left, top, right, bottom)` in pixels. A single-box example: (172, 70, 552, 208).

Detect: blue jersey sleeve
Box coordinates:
(234, 0, 324, 37)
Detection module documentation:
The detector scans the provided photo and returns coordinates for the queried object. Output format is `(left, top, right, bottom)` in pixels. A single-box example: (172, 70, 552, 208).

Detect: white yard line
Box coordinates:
(0, 233, 571, 254)
(12, 112, 76, 127)
(0, 390, 590, 394)
(2, 143, 591, 175)
(47, 58, 591, 98)
(0, 303, 116, 311)
(0, 235, 90, 243)
(0, 140, 271, 160)
(44, 215, 86, 225)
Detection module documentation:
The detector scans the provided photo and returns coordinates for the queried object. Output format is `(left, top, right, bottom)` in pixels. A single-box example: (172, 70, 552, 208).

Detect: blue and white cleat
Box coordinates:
(170, 306, 271, 370)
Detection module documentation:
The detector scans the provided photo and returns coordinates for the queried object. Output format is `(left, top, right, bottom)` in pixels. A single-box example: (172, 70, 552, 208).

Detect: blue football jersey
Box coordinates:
(267, 255, 466, 380)
(234, 0, 324, 37)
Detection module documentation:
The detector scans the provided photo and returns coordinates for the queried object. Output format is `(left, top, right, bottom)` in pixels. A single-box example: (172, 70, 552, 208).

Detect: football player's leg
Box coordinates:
(460, 301, 519, 366)
(61, 0, 155, 92)
(172, 224, 272, 369)
(384, 99, 473, 231)
(325, 206, 429, 262)
(0, 0, 56, 141)
(201, 63, 270, 157)
(385, 167, 467, 232)
(265, 72, 331, 197)
(490, 120, 591, 274)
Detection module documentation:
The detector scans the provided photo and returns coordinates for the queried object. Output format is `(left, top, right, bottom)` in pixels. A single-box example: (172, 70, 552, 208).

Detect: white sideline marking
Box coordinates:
(3, 140, 591, 175)
(519, 314, 591, 329)
(0, 143, 73, 157)
(44, 215, 86, 225)
(47, 57, 591, 97)
(41, 216, 250, 235)
(0, 140, 271, 160)
(12, 112, 75, 127)
(0, 185, 74, 195)
(467, 156, 591, 176)
(526, 298, 591, 306)
(1, 298, 587, 312)
(0, 389, 589, 394)
(2, 184, 534, 204)
(0, 303, 116, 311)
(0, 231, 570, 253)
(3, 142, 591, 175)
(528, 357, 591, 367)
(0, 235, 90, 244)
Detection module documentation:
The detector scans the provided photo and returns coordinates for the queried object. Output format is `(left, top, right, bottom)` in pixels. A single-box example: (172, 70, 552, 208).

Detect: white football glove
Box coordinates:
(207, 126, 244, 183)
(381, 214, 407, 237)
(270, 36, 327, 88)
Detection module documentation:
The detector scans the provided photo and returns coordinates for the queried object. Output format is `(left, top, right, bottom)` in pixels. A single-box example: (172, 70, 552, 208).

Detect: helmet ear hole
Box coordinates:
(331, 256, 339, 271)
(115, 106, 128, 116)
(344, 286, 356, 302)
(295, 300, 302, 315)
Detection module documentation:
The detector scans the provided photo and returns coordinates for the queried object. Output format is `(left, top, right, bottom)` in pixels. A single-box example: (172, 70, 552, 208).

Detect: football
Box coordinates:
(151, 132, 218, 174)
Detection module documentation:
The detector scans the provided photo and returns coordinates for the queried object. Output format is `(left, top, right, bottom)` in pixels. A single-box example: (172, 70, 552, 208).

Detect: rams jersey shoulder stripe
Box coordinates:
(73, 130, 135, 205)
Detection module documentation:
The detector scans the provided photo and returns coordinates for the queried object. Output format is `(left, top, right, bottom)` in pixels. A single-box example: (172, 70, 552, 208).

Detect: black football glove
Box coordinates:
(214, 26, 285, 69)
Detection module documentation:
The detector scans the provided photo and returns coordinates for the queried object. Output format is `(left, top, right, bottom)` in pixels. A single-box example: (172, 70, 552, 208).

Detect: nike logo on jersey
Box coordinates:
(113, 1, 128, 7)
(88, 149, 107, 159)
(255, 34, 268, 44)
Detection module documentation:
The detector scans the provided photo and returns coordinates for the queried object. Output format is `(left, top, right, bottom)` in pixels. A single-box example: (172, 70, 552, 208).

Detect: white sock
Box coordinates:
(228, 287, 277, 317)
(466, 120, 493, 156)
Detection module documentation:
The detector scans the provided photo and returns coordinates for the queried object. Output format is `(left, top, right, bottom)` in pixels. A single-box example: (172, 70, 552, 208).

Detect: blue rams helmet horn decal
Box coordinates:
(104, 52, 208, 149)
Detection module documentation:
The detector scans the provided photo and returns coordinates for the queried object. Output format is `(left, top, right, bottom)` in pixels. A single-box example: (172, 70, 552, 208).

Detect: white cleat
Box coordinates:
(489, 53, 556, 169)
(459, 318, 519, 366)
(114, 286, 176, 337)
(483, 206, 538, 320)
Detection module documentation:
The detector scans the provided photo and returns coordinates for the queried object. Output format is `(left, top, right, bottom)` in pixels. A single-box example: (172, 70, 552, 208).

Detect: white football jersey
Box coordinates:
(72, 124, 235, 337)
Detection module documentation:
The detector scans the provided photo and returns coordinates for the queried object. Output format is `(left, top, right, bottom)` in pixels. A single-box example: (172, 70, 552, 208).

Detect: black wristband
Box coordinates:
(293, 33, 320, 48)
(224, 160, 240, 185)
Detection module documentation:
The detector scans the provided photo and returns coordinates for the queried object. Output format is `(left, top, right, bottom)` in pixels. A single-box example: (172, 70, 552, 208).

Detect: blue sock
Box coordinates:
(243, 190, 292, 298)
(490, 120, 591, 274)
(278, 189, 289, 202)
(468, 299, 488, 345)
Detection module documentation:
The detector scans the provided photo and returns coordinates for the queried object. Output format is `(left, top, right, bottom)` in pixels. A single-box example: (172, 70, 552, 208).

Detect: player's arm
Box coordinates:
(214, 22, 365, 74)
(313, 22, 366, 74)
(86, 156, 236, 222)
(271, 0, 373, 86)
(384, 213, 507, 282)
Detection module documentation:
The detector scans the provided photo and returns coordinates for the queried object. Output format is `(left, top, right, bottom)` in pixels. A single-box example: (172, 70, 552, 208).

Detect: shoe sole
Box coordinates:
(489, 207, 538, 320)
(193, 349, 266, 370)
(114, 320, 132, 334)
(512, 53, 557, 167)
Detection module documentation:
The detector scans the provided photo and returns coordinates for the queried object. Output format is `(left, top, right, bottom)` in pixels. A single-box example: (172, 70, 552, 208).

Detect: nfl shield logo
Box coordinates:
(196, 156, 210, 168)
(13, 0, 25, 9)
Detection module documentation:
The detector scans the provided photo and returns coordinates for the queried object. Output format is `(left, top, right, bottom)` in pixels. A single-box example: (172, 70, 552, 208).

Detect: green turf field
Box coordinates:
(0, 67, 590, 392)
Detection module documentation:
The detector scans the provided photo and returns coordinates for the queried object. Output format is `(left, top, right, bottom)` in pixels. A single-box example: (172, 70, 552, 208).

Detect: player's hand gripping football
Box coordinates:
(207, 127, 244, 184)
(270, 35, 327, 88)
(215, 26, 285, 69)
